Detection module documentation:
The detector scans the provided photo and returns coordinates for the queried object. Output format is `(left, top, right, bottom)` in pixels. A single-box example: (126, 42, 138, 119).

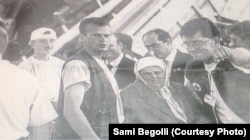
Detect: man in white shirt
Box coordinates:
(180, 17, 250, 123)
(0, 27, 58, 140)
(19, 27, 64, 139)
(59, 17, 124, 140)
(19, 27, 64, 105)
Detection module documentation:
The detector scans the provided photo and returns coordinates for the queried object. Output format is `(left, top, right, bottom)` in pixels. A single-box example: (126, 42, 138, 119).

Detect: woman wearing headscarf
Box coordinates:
(120, 57, 212, 123)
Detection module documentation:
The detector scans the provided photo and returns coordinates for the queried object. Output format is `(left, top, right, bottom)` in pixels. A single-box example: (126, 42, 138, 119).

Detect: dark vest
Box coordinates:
(56, 50, 119, 139)
(185, 59, 250, 123)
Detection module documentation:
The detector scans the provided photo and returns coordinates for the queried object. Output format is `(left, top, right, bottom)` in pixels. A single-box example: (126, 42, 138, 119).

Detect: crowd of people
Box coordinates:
(1, 14, 250, 140)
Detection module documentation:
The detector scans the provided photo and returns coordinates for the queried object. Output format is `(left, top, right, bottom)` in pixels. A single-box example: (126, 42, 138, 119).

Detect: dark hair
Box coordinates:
(142, 28, 172, 43)
(114, 33, 133, 50)
(79, 17, 110, 34)
(180, 18, 220, 39)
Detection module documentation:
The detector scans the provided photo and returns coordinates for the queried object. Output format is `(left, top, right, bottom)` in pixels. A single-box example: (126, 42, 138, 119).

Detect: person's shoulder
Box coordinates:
(124, 55, 136, 62)
(185, 59, 204, 70)
(169, 82, 192, 94)
(175, 50, 192, 58)
(169, 82, 186, 89)
(7, 62, 38, 85)
(50, 56, 65, 63)
(120, 82, 139, 104)
(64, 59, 87, 67)
(120, 82, 138, 95)
(119, 55, 136, 68)
(19, 57, 33, 66)
(169, 82, 195, 99)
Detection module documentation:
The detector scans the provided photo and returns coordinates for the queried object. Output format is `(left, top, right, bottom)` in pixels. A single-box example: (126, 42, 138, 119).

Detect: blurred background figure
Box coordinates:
(226, 20, 250, 50)
(115, 33, 142, 61)
(0, 26, 58, 140)
(103, 34, 136, 89)
(2, 40, 23, 65)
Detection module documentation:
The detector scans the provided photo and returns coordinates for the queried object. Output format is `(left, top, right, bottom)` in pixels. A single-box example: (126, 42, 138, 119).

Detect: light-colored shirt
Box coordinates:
(0, 61, 58, 139)
(19, 56, 64, 102)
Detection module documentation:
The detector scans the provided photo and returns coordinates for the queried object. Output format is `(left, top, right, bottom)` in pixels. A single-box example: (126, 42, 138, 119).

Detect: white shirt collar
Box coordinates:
(204, 62, 218, 73)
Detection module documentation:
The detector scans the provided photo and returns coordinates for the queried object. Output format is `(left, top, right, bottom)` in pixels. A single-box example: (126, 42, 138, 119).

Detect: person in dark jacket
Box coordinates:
(102, 34, 136, 89)
(142, 29, 192, 84)
(180, 17, 250, 123)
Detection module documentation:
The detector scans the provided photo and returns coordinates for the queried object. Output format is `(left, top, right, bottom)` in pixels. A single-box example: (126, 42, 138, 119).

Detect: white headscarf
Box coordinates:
(134, 57, 169, 89)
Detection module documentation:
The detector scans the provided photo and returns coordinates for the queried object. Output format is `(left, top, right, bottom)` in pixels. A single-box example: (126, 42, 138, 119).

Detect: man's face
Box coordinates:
(32, 38, 55, 55)
(143, 33, 173, 59)
(102, 36, 121, 60)
(182, 31, 214, 61)
(83, 24, 112, 53)
(139, 66, 166, 90)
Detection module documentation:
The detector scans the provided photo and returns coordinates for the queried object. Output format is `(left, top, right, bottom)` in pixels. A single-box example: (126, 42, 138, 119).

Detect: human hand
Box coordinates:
(212, 46, 231, 62)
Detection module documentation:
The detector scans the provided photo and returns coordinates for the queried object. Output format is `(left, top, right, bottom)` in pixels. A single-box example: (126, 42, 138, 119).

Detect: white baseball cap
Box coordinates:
(29, 27, 57, 44)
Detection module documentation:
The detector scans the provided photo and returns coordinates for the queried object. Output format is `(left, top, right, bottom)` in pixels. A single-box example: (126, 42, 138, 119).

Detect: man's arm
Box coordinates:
(64, 82, 100, 140)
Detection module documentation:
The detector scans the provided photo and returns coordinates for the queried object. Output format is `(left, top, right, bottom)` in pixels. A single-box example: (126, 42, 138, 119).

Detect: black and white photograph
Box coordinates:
(0, 0, 250, 139)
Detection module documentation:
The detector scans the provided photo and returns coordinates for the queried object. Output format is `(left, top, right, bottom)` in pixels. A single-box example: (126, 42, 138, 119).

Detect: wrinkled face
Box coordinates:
(83, 24, 112, 53)
(139, 66, 166, 90)
(32, 38, 55, 56)
(143, 33, 173, 59)
(182, 31, 214, 61)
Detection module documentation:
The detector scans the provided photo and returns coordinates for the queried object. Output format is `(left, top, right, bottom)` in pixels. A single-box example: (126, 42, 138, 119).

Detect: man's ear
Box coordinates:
(79, 34, 87, 42)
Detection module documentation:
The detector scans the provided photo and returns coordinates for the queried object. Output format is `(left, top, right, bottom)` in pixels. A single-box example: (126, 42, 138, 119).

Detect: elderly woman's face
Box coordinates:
(139, 66, 166, 90)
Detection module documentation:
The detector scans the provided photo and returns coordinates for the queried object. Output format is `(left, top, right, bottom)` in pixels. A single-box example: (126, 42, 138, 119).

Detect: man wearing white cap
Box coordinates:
(0, 27, 58, 139)
(19, 27, 64, 139)
(121, 57, 211, 123)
